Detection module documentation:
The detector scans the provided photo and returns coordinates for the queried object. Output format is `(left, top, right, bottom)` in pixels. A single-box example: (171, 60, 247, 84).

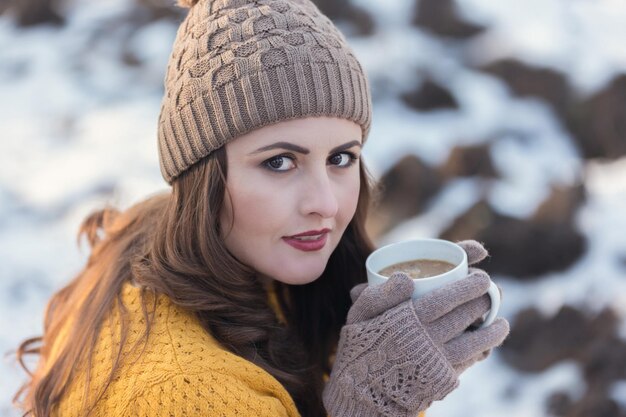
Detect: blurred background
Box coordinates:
(1, 0, 626, 415)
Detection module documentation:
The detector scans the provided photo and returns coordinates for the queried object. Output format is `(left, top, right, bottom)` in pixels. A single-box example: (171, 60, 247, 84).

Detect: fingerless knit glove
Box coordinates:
(323, 241, 509, 417)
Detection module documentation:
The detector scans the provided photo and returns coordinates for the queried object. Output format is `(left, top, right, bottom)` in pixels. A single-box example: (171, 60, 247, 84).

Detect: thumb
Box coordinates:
(457, 240, 489, 265)
(346, 273, 414, 325)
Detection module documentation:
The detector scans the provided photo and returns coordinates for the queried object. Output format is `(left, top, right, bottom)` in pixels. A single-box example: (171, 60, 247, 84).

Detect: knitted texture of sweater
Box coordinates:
(51, 282, 299, 416)
(50, 282, 427, 416)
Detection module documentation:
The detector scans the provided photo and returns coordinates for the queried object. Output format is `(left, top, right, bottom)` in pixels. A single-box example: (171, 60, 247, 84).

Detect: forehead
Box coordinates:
(226, 116, 362, 152)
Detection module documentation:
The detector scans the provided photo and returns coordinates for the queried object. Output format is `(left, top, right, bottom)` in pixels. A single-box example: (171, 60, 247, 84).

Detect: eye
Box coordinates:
(262, 154, 296, 172)
(329, 152, 358, 168)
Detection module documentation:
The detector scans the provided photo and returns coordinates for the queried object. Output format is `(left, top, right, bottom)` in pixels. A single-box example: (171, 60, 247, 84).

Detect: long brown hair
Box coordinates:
(13, 146, 376, 417)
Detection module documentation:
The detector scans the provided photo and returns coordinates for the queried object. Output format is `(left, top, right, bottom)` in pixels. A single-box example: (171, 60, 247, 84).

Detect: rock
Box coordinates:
(582, 336, 626, 390)
(546, 391, 574, 416)
(480, 59, 570, 115)
(500, 306, 594, 372)
(439, 143, 498, 178)
(566, 75, 626, 160)
(439, 200, 492, 241)
(533, 184, 586, 224)
(0, 0, 11, 15)
(312, 0, 375, 36)
(401, 80, 459, 111)
(504, 307, 623, 379)
(567, 394, 623, 417)
(440, 198, 587, 279)
(503, 306, 626, 417)
(366, 155, 443, 239)
(441, 182, 587, 279)
(479, 62, 626, 161)
(547, 391, 624, 417)
(412, 0, 485, 39)
(12, 0, 64, 27)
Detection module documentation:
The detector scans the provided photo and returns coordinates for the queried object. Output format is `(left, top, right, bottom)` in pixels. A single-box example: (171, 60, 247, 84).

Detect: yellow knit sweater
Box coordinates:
(52, 282, 426, 416)
(52, 282, 299, 416)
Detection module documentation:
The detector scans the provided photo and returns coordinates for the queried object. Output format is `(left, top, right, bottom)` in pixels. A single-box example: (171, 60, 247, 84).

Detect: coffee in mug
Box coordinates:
(378, 259, 456, 279)
(365, 238, 501, 327)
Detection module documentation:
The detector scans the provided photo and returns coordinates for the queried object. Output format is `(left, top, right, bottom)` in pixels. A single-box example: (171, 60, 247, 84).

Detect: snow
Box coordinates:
(2, 0, 626, 415)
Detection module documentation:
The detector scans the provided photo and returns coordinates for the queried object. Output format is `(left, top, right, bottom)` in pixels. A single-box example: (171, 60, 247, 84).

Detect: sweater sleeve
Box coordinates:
(126, 371, 294, 417)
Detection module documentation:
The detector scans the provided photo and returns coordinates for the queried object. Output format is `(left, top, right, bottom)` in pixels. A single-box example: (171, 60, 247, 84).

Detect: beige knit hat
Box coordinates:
(157, 0, 373, 184)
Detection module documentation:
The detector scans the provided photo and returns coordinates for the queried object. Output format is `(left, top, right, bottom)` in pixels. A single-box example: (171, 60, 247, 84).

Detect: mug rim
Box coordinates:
(365, 238, 468, 282)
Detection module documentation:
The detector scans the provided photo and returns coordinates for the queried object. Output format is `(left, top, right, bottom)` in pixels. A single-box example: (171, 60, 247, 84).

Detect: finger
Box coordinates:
(346, 273, 414, 325)
(454, 349, 491, 374)
(444, 317, 509, 366)
(457, 240, 488, 265)
(428, 293, 491, 344)
(467, 275, 502, 302)
(468, 266, 487, 276)
(413, 270, 491, 323)
(349, 283, 368, 303)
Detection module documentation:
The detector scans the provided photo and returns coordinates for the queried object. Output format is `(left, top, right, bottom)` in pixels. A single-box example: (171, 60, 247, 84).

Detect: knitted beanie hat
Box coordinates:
(157, 0, 373, 184)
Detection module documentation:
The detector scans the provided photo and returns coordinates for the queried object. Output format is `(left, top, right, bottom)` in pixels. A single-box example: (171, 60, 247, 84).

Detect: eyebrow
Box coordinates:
(249, 140, 362, 156)
(330, 140, 362, 154)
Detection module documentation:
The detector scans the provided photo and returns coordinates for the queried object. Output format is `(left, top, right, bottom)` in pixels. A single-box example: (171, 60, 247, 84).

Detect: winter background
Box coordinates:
(1, 0, 626, 415)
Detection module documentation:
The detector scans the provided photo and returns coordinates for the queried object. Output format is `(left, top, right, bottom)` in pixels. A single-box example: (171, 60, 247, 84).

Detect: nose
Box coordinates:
(299, 169, 339, 219)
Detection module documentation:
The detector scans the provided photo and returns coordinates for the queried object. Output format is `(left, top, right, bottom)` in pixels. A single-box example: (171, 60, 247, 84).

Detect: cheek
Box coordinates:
(338, 173, 361, 223)
(228, 179, 285, 235)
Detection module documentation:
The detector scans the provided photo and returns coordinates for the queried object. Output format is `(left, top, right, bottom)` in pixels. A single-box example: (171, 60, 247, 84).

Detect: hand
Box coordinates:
(323, 240, 509, 417)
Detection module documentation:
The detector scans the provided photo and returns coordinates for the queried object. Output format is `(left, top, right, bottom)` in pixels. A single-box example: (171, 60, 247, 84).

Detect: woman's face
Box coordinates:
(220, 116, 362, 286)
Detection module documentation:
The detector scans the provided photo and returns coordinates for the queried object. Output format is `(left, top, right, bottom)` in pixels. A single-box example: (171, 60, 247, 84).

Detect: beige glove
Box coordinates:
(323, 240, 509, 416)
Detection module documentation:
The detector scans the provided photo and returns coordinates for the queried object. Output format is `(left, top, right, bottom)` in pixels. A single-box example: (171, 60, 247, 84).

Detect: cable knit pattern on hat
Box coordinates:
(158, 0, 373, 183)
(51, 282, 300, 416)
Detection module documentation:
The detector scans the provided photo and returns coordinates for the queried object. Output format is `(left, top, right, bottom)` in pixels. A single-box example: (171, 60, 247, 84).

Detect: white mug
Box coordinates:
(365, 238, 500, 327)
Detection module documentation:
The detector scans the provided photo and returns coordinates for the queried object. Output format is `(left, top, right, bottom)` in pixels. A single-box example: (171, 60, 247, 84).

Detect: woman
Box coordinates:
(14, 0, 509, 416)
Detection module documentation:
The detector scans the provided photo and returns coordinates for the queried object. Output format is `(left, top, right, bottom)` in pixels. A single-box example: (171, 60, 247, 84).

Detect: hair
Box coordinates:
(13, 145, 377, 417)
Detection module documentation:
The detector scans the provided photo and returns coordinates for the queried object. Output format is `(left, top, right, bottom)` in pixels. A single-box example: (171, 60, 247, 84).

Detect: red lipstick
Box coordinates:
(283, 228, 330, 252)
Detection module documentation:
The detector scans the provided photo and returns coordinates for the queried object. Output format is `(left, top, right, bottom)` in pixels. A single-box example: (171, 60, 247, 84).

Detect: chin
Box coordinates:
(274, 272, 322, 286)
(271, 263, 327, 285)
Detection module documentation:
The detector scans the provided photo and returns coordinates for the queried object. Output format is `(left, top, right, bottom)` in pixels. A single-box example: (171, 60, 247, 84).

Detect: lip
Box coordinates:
(283, 229, 330, 252)
(287, 228, 331, 238)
